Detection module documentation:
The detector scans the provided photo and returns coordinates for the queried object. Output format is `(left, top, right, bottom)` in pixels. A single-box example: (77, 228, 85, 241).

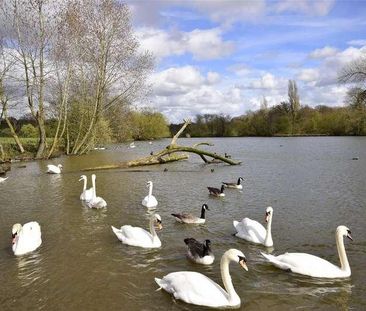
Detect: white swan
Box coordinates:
(0, 176, 8, 183)
(142, 181, 158, 208)
(155, 249, 248, 308)
(233, 206, 274, 247)
(261, 225, 353, 278)
(111, 214, 162, 248)
(12, 222, 42, 256)
(86, 174, 107, 209)
(129, 142, 136, 148)
(47, 164, 62, 174)
(79, 175, 93, 201)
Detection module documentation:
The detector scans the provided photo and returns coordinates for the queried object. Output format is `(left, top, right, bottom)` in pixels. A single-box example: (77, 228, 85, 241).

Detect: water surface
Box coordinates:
(0, 137, 365, 310)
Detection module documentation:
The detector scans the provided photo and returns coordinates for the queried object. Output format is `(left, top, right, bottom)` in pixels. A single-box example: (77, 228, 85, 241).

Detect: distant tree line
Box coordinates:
(171, 78, 366, 137)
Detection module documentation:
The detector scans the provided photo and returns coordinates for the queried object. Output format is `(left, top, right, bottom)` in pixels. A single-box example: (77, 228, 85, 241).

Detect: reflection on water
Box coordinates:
(0, 137, 365, 310)
(16, 252, 45, 288)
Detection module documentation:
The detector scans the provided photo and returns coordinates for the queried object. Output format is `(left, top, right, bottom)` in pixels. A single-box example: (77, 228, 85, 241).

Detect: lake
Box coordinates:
(0, 137, 365, 310)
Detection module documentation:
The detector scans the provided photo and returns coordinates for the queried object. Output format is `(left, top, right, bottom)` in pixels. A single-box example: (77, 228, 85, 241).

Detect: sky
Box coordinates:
(126, 0, 366, 123)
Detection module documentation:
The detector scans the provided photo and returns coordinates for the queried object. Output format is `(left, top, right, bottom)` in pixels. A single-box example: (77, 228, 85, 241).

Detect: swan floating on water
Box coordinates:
(0, 176, 8, 183)
(155, 248, 248, 308)
(261, 225, 352, 278)
(222, 177, 244, 189)
(129, 142, 136, 148)
(47, 164, 62, 174)
(184, 238, 215, 265)
(171, 204, 209, 224)
(86, 174, 107, 209)
(142, 181, 158, 208)
(79, 175, 93, 201)
(233, 206, 274, 247)
(111, 214, 162, 248)
(12, 222, 42, 256)
(207, 185, 225, 197)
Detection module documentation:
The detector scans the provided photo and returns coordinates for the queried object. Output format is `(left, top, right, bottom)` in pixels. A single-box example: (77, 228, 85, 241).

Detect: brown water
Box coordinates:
(0, 137, 365, 310)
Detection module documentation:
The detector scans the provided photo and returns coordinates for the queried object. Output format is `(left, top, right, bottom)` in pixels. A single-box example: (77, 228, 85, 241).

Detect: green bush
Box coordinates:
(20, 124, 38, 138)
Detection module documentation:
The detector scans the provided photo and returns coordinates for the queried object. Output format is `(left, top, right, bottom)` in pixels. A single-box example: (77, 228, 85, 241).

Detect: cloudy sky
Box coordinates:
(126, 0, 366, 123)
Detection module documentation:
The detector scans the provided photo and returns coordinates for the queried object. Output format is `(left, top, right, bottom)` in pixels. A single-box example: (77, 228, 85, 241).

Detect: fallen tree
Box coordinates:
(83, 119, 241, 171)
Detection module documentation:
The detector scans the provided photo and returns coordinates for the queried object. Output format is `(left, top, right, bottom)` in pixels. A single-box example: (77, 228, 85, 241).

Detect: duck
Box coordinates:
(224, 152, 231, 159)
(0, 176, 8, 183)
(171, 204, 209, 224)
(184, 238, 215, 265)
(233, 206, 274, 247)
(79, 175, 93, 201)
(155, 249, 248, 308)
(111, 214, 162, 248)
(12, 221, 42, 256)
(207, 185, 225, 197)
(222, 177, 244, 189)
(86, 174, 107, 209)
(142, 181, 158, 208)
(261, 225, 352, 278)
(47, 164, 62, 174)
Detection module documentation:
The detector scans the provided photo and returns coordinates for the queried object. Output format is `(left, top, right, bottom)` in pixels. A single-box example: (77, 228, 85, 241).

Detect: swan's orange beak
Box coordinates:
(156, 223, 163, 230)
(239, 259, 248, 271)
(347, 232, 353, 241)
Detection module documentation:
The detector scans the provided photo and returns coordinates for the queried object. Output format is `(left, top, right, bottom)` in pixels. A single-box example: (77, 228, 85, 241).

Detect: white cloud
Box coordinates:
(136, 27, 234, 61)
(275, 0, 335, 16)
(309, 46, 338, 59)
(297, 68, 319, 82)
(347, 39, 366, 47)
(249, 73, 287, 90)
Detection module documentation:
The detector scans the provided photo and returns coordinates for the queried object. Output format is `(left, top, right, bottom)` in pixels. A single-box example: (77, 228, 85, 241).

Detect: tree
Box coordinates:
(61, 0, 153, 154)
(1, 0, 64, 158)
(288, 80, 300, 135)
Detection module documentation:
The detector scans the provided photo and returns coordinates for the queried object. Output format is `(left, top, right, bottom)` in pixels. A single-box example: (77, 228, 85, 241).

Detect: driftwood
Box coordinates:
(83, 119, 241, 171)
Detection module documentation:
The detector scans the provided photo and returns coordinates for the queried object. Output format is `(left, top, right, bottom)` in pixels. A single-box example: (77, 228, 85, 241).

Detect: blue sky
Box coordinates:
(126, 0, 366, 122)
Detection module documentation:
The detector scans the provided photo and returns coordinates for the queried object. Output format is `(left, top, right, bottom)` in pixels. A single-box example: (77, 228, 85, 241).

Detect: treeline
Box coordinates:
(0, 109, 170, 142)
(171, 79, 366, 137)
(171, 105, 364, 137)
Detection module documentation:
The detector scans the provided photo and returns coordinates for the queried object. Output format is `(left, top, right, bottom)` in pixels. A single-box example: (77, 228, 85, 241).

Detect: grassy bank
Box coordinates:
(0, 137, 59, 161)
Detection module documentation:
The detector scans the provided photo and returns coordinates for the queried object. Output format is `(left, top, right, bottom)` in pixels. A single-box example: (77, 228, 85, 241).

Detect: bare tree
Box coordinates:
(1, 0, 63, 158)
(60, 0, 153, 155)
(0, 30, 24, 153)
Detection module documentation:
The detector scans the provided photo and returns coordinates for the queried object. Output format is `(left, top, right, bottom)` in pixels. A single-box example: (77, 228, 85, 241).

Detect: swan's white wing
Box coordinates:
(142, 195, 158, 208)
(155, 272, 230, 307)
(87, 196, 107, 208)
(234, 218, 266, 243)
(119, 225, 154, 247)
(261, 252, 346, 278)
(13, 222, 42, 256)
(84, 188, 94, 201)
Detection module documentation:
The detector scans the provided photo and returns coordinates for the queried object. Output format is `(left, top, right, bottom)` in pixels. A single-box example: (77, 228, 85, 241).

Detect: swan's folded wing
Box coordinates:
(241, 218, 266, 241)
(120, 225, 152, 241)
(156, 272, 229, 307)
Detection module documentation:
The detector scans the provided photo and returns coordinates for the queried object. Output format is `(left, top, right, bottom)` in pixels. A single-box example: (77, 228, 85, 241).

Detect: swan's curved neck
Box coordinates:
(92, 177, 97, 199)
(83, 178, 87, 191)
(148, 183, 153, 196)
(264, 214, 273, 247)
(336, 231, 350, 273)
(200, 207, 206, 219)
(149, 217, 158, 240)
(220, 255, 240, 304)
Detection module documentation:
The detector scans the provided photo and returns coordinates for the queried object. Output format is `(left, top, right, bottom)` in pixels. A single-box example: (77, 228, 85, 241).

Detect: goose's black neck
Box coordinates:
(237, 178, 242, 185)
(200, 206, 206, 219)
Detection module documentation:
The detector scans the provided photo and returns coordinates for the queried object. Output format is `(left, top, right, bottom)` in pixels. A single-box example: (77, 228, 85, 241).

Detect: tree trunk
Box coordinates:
(3, 104, 25, 153)
(83, 119, 241, 171)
